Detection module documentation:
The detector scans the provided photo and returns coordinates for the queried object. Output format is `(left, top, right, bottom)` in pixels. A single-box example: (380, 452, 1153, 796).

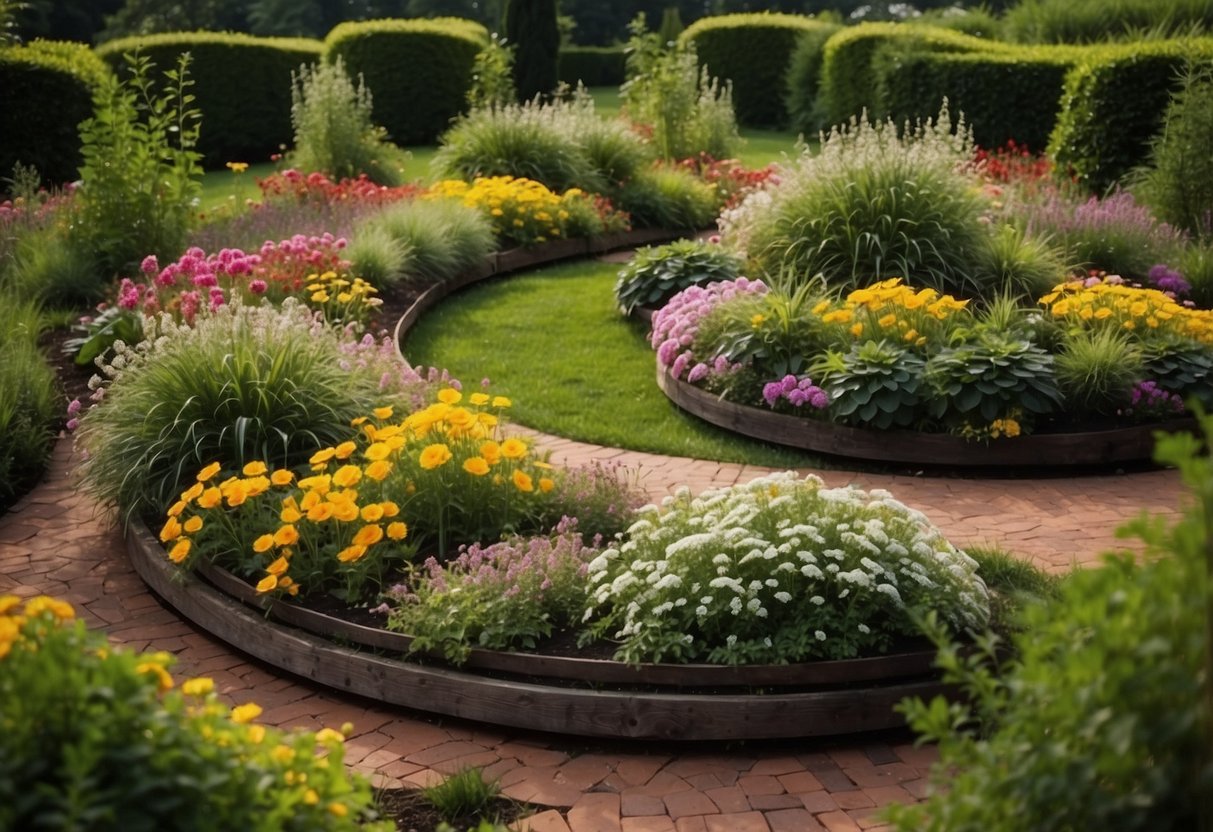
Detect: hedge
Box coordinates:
(817, 22, 1005, 129)
(0, 40, 110, 185)
(96, 32, 322, 168)
(1048, 39, 1213, 192)
(680, 12, 829, 128)
(783, 22, 842, 136)
(324, 19, 486, 147)
(559, 45, 625, 87)
(875, 45, 1080, 152)
(1003, 0, 1213, 45)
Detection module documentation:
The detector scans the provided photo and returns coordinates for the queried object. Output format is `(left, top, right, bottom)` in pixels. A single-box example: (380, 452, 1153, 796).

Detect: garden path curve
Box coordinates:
(0, 433, 1186, 832)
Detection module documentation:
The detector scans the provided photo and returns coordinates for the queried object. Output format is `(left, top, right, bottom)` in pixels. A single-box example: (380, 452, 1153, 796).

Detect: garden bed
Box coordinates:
(657, 367, 1197, 468)
(126, 518, 951, 741)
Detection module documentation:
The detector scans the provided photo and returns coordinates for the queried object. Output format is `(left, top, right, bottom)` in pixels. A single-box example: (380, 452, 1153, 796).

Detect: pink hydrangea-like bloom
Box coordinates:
(687, 362, 709, 383)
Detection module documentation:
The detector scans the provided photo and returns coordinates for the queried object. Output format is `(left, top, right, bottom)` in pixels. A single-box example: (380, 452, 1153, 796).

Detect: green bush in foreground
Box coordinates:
(887, 415, 1213, 832)
(0, 595, 391, 831)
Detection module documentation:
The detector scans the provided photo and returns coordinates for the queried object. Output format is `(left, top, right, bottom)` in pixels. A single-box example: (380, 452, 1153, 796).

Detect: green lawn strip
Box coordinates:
(402, 258, 824, 469)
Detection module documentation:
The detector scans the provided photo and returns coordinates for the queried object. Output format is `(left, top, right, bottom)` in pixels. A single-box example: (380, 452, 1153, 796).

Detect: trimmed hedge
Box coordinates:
(680, 12, 829, 128)
(559, 45, 625, 87)
(817, 22, 1004, 129)
(325, 19, 486, 147)
(1003, 0, 1213, 45)
(875, 45, 1080, 152)
(96, 32, 322, 168)
(784, 22, 843, 136)
(1048, 39, 1213, 192)
(0, 40, 110, 185)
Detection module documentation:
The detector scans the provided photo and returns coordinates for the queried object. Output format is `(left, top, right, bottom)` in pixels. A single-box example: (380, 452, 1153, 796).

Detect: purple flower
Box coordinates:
(762, 382, 782, 407)
(687, 362, 709, 383)
(787, 388, 808, 407)
(66, 398, 82, 416)
(65, 418, 79, 432)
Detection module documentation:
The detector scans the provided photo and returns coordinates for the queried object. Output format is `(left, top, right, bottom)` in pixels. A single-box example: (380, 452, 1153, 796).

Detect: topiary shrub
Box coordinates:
(679, 12, 828, 128)
(325, 19, 486, 147)
(558, 45, 625, 87)
(0, 40, 110, 185)
(784, 21, 842, 137)
(96, 32, 322, 168)
(1048, 39, 1213, 193)
(505, 0, 560, 101)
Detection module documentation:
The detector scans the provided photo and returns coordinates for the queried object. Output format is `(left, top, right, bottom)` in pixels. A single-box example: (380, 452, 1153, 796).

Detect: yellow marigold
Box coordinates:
(159, 516, 183, 543)
(539, 477, 555, 493)
(330, 501, 360, 522)
(168, 539, 191, 564)
(270, 469, 294, 486)
(280, 499, 303, 524)
(273, 525, 299, 547)
(419, 443, 453, 470)
(513, 469, 534, 492)
(337, 544, 366, 563)
(331, 465, 362, 488)
(197, 461, 222, 482)
(242, 461, 267, 477)
(230, 702, 262, 724)
(500, 438, 527, 460)
(877, 313, 897, 328)
(198, 487, 222, 510)
(492, 396, 512, 408)
(360, 504, 384, 522)
(352, 524, 384, 547)
(364, 442, 392, 462)
(223, 482, 249, 507)
(266, 556, 290, 577)
(480, 441, 502, 465)
(469, 392, 490, 406)
(364, 459, 392, 481)
(298, 474, 331, 495)
(181, 677, 214, 697)
(24, 595, 75, 620)
(437, 387, 462, 405)
(463, 456, 490, 476)
(387, 521, 408, 541)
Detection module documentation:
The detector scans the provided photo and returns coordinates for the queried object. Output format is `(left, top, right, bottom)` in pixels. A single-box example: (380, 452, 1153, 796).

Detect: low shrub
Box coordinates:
(885, 418, 1213, 831)
(348, 196, 495, 286)
(428, 175, 611, 248)
(581, 471, 990, 665)
(1053, 327, 1144, 416)
(614, 238, 743, 315)
(615, 165, 718, 230)
(0, 300, 59, 511)
(0, 594, 392, 831)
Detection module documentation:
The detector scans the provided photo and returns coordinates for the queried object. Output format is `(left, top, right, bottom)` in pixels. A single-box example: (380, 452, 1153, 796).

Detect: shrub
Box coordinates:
(325, 19, 486, 146)
(615, 165, 717, 230)
(1002, 0, 1213, 44)
(581, 471, 990, 665)
(614, 238, 743, 315)
(886, 417, 1213, 832)
(784, 21, 843, 136)
(349, 197, 495, 287)
(1048, 39, 1213, 193)
(428, 175, 608, 248)
(1178, 239, 1213, 309)
(1133, 62, 1213, 238)
(679, 12, 828, 128)
(467, 33, 516, 110)
(1053, 327, 1144, 416)
(0, 301, 58, 511)
(505, 0, 559, 101)
(75, 301, 382, 523)
(558, 45, 625, 87)
(922, 331, 1062, 427)
(74, 51, 202, 278)
(289, 56, 407, 187)
(0, 40, 109, 186)
(7, 226, 102, 307)
(971, 224, 1069, 302)
(96, 32, 322, 168)
(0, 595, 392, 831)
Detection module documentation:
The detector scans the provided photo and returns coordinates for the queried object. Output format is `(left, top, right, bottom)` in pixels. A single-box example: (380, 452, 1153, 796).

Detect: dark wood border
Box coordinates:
(657, 368, 1196, 467)
(127, 522, 948, 740)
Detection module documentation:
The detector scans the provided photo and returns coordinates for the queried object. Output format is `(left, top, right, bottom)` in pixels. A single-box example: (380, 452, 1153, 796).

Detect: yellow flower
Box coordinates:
(181, 482, 204, 502)
(136, 662, 174, 692)
(512, 469, 534, 492)
(480, 441, 501, 465)
(387, 521, 408, 541)
(167, 500, 187, 518)
(273, 525, 299, 547)
(256, 574, 278, 593)
(331, 465, 362, 488)
(334, 441, 357, 460)
(168, 539, 191, 564)
(360, 504, 384, 522)
(364, 459, 392, 481)
(159, 516, 183, 543)
(266, 556, 290, 576)
(24, 595, 75, 620)
(230, 702, 262, 724)
(197, 461, 222, 482)
(198, 487, 222, 510)
(463, 457, 490, 476)
(419, 443, 453, 470)
(253, 534, 275, 553)
(0, 595, 21, 615)
(492, 396, 512, 408)
(309, 448, 337, 466)
(242, 461, 267, 477)
(500, 438, 527, 460)
(337, 544, 367, 563)
(364, 442, 392, 461)
(328, 803, 348, 818)
(303, 789, 319, 805)
(850, 322, 864, 337)
(270, 469, 294, 486)
(183, 516, 203, 534)
(226, 161, 249, 173)
(750, 313, 766, 327)
(315, 727, 345, 745)
(181, 677, 214, 697)
(437, 388, 462, 405)
(469, 392, 490, 406)
(877, 313, 897, 328)
(247, 724, 266, 744)
(330, 501, 359, 522)
(539, 477, 555, 493)
(352, 524, 384, 547)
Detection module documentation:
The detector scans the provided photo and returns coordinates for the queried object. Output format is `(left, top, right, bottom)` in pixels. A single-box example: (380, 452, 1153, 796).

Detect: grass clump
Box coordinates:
(1053, 328, 1144, 417)
(0, 300, 59, 511)
(424, 768, 502, 825)
(616, 166, 718, 230)
(347, 198, 495, 287)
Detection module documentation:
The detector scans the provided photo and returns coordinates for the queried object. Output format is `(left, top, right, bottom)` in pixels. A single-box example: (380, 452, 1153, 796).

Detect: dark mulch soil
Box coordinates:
(376, 789, 530, 832)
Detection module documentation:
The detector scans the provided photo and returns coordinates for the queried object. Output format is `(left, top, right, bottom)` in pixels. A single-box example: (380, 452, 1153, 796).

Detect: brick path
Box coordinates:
(0, 434, 1186, 832)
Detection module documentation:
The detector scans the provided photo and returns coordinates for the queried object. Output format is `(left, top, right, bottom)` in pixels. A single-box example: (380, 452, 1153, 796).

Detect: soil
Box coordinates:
(375, 789, 530, 832)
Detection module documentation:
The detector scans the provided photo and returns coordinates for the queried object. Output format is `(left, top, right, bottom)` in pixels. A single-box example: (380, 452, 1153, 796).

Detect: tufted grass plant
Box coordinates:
(1178, 239, 1213, 309)
(972, 224, 1070, 302)
(75, 301, 383, 523)
(423, 768, 502, 823)
(1053, 327, 1144, 417)
(0, 300, 60, 511)
(347, 198, 495, 287)
(616, 166, 718, 230)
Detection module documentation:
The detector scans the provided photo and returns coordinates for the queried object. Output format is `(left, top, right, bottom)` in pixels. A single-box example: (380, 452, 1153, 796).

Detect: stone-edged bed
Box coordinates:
(120, 228, 973, 742)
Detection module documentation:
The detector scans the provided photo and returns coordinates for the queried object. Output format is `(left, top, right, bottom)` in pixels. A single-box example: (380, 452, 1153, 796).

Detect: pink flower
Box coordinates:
(687, 363, 709, 383)
(248, 279, 268, 294)
(140, 255, 159, 275)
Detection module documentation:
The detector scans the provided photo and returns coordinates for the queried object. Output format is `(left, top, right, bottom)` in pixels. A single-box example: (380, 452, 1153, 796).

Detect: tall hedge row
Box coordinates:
(680, 12, 829, 128)
(1048, 39, 1213, 192)
(783, 22, 842, 136)
(0, 41, 110, 184)
(324, 19, 486, 147)
(559, 46, 625, 87)
(96, 33, 322, 168)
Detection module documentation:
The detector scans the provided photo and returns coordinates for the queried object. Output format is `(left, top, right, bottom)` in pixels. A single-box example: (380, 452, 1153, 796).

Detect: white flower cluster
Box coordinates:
(583, 471, 989, 664)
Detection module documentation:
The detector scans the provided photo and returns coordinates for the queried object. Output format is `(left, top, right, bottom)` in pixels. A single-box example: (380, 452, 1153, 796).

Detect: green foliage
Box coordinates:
(75, 301, 381, 522)
(558, 45, 625, 87)
(614, 238, 742, 314)
(0, 598, 393, 832)
(424, 768, 502, 823)
(971, 224, 1069, 302)
(923, 332, 1061, 424)
(74, 51, 202, 278)
(1133, 62, 1213, 238)
(0, 40, 110, 185)
(7, 227, 103, 307)
(0, 300, 58, 512)
(468, 33, 516, 110)
(1178, 238, 1213, 309)
(288, 56, 407, 186)
(622, 17, 741, 162)
(1054, 328, 1144, 416)
(505, 0, 559, 101)
(615, 165, 718, 230)
(582, 470, 989, 665)
(1048, 39, 1213, 192)
(96, 32, 322, 168)
(325, 19, 486, 147)
(679, 12, 825, 128)
(1003, 0, 1213, 44)
(817, 339, 927, 429)
(1143, 341, 1213, 408)
(784, 22, 842, 136)
(886, 415, 1213, 832)
(348, 198, 495, 288)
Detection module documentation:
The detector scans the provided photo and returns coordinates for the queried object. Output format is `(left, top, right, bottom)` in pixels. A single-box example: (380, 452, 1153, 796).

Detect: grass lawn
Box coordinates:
(402, 259, 824, 468)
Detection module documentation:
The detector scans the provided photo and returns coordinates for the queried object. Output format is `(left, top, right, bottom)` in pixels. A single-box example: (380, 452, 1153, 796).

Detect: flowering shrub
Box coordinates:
(581, 472, 989, 665)
(1039, 279, 1213, 346)
(650, 277, 767, 381)
(427, 176, 626, 247)
(383, 520, 598, 663)
(258, 169, 422, 207)
(1147, 263, 1192, 299)
(0, 594, 391, 831)
(812, 277, 971, 351)
(675, 153, 779, 209)
(969, 140, 1056, 192)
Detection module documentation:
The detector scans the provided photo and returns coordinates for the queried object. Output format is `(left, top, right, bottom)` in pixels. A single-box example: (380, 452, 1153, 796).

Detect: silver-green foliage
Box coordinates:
(614, 239, 742, 314)
(347, 198, 495, 287)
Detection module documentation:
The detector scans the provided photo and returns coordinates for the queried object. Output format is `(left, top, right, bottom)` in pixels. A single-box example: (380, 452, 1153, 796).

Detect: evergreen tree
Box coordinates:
(504, 0, 558, 101)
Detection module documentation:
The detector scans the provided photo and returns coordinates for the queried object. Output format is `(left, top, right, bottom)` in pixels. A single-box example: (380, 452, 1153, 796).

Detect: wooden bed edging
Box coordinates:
(657, 368, 1196, 468)
(127, 522, 948, 740)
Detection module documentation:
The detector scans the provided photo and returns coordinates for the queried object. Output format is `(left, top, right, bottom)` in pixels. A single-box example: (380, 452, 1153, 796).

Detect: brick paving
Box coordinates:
(0, 433, 1187, 831)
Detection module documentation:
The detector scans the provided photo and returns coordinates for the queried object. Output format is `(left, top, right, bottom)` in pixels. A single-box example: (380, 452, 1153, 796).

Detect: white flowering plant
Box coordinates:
(581, 472, 989, 665)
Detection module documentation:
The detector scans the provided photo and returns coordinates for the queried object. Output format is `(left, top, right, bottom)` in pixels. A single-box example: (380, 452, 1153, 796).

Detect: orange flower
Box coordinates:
(462, 457, 490, 476)
(419, 443, 452, 470)
(386, 521, 408, 541)
(512, 469, 534, 492)
(500, 438, 527, 460)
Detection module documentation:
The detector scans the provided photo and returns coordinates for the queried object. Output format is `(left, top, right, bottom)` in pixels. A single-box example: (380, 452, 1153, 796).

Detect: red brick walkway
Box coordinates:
(0, 435, 1186, 832)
